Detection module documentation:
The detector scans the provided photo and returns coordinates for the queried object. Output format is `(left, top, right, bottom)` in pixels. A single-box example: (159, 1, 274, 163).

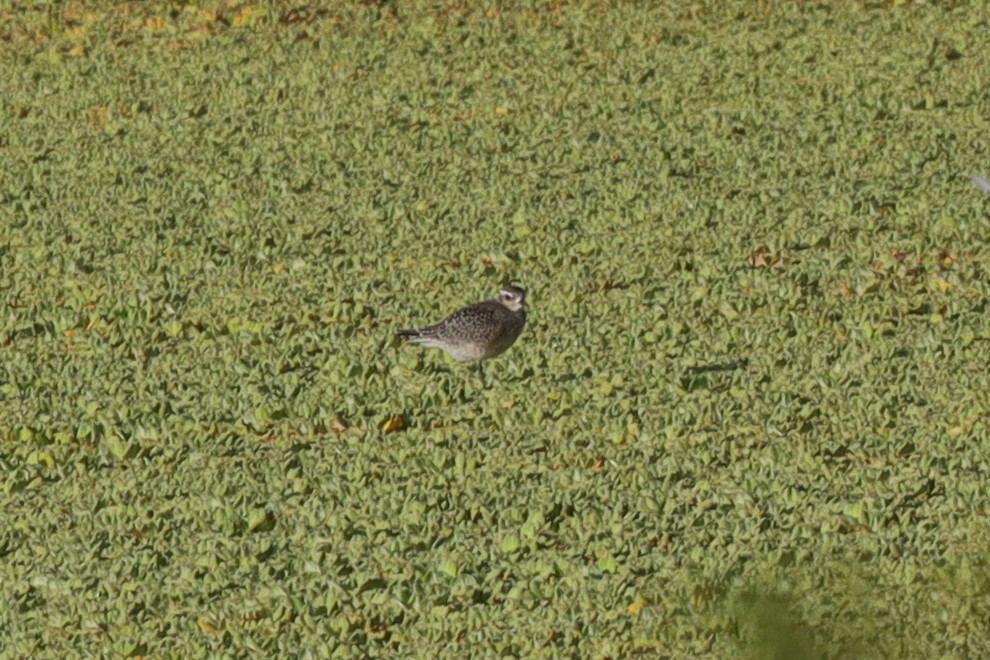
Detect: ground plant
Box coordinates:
(3, 1, 990, 657)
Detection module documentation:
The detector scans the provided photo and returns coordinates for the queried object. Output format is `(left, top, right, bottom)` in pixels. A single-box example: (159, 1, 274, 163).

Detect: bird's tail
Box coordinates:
(398, 328, 444, 349)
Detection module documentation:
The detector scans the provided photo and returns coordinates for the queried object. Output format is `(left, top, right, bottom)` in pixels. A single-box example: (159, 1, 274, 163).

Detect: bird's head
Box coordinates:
(497, 285, 526, 312)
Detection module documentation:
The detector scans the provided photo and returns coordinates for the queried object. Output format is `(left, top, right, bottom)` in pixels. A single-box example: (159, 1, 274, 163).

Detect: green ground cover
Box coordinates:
(3, 1, 990, 656)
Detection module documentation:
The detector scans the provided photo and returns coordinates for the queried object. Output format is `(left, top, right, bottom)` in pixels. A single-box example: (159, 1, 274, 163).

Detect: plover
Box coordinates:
(398, 285, 527, 382)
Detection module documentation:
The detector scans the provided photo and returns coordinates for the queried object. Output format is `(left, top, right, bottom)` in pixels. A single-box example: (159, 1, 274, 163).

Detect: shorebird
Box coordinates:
(397, 285, 527, 384)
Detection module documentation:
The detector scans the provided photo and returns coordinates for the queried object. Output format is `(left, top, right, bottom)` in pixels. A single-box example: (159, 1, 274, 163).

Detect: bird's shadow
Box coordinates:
(680, 358, 749, 392)
(684, 358, 749, 375)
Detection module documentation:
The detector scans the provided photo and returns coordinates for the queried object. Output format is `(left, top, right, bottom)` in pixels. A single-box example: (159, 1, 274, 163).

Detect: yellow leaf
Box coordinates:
(382, 415, 404, 433)
(949, 426, 965, 436)
(146, 17, 165, 31)
(232, 7, 256, 26)
(748, 245, 778, 268)
(196, 619, 217, 633)
(89, 107, 108, 126)
(27, 451, 56, 470)
(626, 596, 647, 615)
(200, 9, 218, 22)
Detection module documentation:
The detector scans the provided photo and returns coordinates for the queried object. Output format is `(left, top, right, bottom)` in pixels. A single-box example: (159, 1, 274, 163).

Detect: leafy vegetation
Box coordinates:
(3, 1, 990, 656)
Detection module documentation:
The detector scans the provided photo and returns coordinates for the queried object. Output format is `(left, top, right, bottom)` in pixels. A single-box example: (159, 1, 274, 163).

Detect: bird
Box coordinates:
(397, 285, 527, 384)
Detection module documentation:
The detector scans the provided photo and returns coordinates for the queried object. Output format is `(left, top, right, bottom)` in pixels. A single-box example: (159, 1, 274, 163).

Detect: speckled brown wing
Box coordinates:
(399, 299, 526, 362)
